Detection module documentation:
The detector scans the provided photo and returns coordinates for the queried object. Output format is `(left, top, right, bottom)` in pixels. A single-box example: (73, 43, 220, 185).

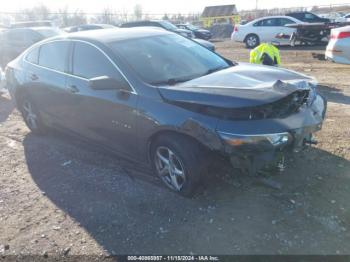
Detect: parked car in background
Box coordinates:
(120, 20, 215, 51)
(176, 23, 212, 40)
(63, 24, 115, 33)
(231, 16, 302, 48)
(286, 11, 330, 23)
(6, 28, 326, 196)
(10, 20, 56, 28)
(325, 25, 350, 65)
(335, 13, 350, 23)
(0, 27, 63, 67)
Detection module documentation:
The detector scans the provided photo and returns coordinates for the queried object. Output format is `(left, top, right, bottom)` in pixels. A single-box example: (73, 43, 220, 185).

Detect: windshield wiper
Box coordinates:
(152, 66, 230, 86)
(204, 66, 229, 76)
(152, 77, 194, 86)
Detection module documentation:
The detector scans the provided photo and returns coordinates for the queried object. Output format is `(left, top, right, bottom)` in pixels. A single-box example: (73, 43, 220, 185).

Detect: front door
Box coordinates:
(65, 41, 139, 157)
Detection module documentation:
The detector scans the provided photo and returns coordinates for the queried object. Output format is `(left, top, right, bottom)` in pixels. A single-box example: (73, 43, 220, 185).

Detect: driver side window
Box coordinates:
(72, 42, 131, 90)
(73, 42, 122, 80)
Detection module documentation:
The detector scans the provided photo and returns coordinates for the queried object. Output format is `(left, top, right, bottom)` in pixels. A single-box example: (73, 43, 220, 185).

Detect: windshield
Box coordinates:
(159, 21, 178, 30)
(109, 34, 230, 85)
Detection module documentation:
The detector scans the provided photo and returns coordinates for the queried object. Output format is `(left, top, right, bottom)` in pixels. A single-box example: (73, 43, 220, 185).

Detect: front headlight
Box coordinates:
(265, 133, 290, 146)
(218, 132, 291, 147)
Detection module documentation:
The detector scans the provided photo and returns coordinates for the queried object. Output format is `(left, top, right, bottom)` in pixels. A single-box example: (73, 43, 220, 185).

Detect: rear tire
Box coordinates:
(245, 34, 260, 49)
(151, 134, 207, 197)
(18, 96, 46, 135)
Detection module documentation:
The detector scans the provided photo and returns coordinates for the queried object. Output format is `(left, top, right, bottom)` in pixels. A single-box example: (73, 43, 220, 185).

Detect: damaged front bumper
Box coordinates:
(216, 94, 327, 174)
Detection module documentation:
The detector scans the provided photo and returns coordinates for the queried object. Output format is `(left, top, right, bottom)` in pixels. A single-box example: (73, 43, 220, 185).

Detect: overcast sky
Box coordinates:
(1, 0, 347, 14)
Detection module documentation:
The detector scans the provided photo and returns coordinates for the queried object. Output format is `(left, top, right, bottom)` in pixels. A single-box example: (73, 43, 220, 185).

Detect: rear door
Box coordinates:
(277, 18, 297, 44)
(65, 41, 138, 155)
(24, 41, 71, 127)
(253, 18, 281, 42)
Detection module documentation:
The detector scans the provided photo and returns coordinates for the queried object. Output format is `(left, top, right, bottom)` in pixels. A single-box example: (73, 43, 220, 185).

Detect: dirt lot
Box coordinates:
(0, 41, 349, 256)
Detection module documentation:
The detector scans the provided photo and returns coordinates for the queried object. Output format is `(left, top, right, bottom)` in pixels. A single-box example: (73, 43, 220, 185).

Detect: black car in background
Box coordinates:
(64, 24, 115, 33)
(0, 27, 62, 67)
(176, 23, 212, 40)
(286, 11, 331, 23)
(121, 20, 194, 38)
(6, 28, 326, 196)
(120, 20, 215, 51)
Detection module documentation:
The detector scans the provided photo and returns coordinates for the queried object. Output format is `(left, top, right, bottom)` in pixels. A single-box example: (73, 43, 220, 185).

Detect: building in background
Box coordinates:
(200, 4, 240, 28)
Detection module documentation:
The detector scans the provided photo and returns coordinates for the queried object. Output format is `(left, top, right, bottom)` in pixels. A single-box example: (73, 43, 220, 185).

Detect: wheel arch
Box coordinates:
(146, 128, 219, 164)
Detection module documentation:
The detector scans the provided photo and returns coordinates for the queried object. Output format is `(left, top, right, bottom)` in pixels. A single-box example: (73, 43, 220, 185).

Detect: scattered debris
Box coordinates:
(42, 251, 48, 258)
(258, 178, 283, 190)
(61, 160, 72, 167)
(63, 247, 71, 256)
(159, 227, 168, 234)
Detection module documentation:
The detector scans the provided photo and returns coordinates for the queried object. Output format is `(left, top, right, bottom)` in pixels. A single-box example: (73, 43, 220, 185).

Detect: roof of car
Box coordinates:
(255, 15, 299, 20)
(1, 26, 58, 33)
(286, 11, 312, 14)
(51, 27, 170, 43)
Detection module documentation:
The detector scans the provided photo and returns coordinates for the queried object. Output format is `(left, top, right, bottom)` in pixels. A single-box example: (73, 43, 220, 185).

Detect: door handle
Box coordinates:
(68, 85, 79, 93)
(30, 74, 38, 81)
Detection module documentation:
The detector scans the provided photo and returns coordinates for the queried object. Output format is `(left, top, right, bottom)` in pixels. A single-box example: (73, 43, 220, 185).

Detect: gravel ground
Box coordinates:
(0, 41, 349, 256)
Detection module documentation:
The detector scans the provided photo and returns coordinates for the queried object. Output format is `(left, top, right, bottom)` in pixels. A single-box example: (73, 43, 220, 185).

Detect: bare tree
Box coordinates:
(99, 7, 114, 24)
(162, 13, 169, 20)
(134, 4, 143, 20)
(70, 10, 87, 26)
(57, 6, 69, 27)
(20, 4, 50, 21)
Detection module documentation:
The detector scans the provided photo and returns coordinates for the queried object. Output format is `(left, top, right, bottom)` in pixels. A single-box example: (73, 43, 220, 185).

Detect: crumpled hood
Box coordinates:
(158, 63, 314, 108)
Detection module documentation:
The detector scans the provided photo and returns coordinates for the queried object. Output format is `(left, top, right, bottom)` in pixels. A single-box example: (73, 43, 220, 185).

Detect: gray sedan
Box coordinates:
(5, 28, 326, 196)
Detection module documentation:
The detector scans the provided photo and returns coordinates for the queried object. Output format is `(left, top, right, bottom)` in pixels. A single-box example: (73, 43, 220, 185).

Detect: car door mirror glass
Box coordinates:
(89, 76, 130, 91)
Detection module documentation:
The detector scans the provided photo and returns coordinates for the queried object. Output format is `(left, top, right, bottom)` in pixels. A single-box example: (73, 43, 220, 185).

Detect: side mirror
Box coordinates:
(88, 76, 130, 91)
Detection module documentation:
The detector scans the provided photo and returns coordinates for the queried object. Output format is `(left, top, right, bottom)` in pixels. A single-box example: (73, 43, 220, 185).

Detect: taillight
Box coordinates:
(234, 25, 238, 32)
(331, 31, 350, 39)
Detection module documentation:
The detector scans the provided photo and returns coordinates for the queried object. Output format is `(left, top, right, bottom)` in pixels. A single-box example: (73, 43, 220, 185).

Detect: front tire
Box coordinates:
(245, 34, 260, 48)
(151, 134, 206, 197)
(18, 97, 46, 135)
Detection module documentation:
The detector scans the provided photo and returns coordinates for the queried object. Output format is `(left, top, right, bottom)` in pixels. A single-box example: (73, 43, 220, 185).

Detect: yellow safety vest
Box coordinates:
(249, 43, 281, 65)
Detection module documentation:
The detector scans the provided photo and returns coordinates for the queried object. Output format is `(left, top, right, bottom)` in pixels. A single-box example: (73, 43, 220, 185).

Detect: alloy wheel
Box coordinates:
(247, 36, 257, 47)
(22, 100, 38, 130)
(154, 146, 186, 191)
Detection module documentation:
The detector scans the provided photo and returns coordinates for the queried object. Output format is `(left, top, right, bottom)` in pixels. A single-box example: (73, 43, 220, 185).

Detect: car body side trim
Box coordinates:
(23, 38, 137, 94)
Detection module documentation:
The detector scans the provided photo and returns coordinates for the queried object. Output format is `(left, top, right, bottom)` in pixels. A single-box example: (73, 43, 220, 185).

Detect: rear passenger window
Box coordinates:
(72, 42, 118, 79)
(260, 18, 278, 26)
(279, 18, 296, 26)
(26, 47, 40, 64)
(38, 41, 70, 72)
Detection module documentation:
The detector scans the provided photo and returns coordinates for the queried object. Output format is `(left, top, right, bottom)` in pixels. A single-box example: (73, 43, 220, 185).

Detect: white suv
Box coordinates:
(231, 16, 303, 48)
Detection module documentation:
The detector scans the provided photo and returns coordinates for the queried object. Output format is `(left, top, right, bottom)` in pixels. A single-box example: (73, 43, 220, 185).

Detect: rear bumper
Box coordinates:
(325, 40, 350, 65)
(231, 32, 244, 42)
(217, 94, 327, 173)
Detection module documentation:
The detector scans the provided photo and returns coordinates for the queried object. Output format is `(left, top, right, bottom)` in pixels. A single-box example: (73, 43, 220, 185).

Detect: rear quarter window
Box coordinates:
(38, 41, 70, 72)
(26, 47, 40, 64)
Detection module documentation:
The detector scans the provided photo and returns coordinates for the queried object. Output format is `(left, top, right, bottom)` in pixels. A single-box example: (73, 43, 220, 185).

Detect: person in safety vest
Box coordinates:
(249, 43, 281, 66)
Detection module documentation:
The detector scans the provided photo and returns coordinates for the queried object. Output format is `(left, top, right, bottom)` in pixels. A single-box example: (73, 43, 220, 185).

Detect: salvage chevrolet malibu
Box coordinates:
(5, 28, 327, 196)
